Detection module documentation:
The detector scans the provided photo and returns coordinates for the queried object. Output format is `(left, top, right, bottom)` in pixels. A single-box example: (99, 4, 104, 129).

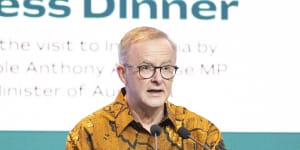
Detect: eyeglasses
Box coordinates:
(124, 63, 179, 80)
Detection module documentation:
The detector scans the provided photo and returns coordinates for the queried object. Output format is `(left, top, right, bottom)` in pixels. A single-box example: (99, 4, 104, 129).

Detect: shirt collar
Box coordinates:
(164, 102, 178, 130)
(114, 88, 134, 136)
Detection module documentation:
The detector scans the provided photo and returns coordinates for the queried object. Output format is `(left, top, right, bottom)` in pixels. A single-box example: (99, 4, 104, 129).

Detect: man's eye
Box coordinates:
(162, 66, 171, 70)
(140, 65, 152, 70)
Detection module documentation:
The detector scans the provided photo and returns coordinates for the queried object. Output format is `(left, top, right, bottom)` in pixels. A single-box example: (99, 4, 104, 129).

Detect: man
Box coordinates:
(66, 26, 226, 150)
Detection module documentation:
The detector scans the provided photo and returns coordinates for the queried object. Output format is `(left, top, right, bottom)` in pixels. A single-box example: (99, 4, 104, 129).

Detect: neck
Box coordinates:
(129, 104, 164, 132)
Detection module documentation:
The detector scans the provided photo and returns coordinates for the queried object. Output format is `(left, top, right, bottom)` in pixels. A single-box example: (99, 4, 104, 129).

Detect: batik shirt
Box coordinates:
(66, 88, 226, 150)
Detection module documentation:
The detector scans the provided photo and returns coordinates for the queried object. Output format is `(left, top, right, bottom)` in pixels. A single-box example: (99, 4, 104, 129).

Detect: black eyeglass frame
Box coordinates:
(124, 63, 179, 80)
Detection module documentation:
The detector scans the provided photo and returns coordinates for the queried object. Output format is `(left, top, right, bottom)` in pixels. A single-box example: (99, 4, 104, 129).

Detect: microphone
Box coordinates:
(177, 127, 211, 150)
(150, 124, 161, 150)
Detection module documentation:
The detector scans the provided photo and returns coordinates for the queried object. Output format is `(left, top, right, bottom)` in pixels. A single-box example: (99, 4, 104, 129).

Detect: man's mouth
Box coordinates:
(147, 89, 163, 93)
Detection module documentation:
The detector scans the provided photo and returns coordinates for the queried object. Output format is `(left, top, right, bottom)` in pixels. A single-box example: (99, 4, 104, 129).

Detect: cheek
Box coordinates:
(127, 76, 144, 89)
(165, 81, 174, 91)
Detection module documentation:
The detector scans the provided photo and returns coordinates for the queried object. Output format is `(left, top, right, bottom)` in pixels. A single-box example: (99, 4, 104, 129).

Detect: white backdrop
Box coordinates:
(1, 0, 300, 132)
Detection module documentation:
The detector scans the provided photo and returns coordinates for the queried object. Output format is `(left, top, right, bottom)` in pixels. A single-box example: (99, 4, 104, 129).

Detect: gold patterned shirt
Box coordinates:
(66, 88, 226, 150)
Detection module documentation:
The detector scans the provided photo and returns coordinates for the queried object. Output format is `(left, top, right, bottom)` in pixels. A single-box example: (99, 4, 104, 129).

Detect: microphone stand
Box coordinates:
(154, 133, 158, 150)
(150, 124, 161, 150)
(188, 135, 210, 150)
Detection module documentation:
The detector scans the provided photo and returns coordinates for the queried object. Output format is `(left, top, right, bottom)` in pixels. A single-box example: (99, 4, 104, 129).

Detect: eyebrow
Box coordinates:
(139, 60, 173, 66)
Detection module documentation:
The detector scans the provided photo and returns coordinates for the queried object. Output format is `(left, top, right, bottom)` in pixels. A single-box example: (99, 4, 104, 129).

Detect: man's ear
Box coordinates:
(116, 64, 127, 84)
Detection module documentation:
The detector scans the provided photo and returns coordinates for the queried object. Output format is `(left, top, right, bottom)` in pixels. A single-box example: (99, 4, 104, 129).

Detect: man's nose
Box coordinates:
(151, 68, 163, 82)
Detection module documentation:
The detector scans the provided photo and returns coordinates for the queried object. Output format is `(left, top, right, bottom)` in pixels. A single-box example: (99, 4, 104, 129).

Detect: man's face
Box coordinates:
(125, 38, 176, 109)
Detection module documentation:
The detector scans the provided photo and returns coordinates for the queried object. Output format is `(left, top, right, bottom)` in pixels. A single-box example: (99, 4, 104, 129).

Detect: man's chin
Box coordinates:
(145, 98, 166, 108)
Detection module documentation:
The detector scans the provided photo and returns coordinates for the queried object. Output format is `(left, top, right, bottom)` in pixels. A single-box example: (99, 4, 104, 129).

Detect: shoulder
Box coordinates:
(70, 102, 117, 131)
(168, 102, 212, 128)
(168, 102, 224, 148)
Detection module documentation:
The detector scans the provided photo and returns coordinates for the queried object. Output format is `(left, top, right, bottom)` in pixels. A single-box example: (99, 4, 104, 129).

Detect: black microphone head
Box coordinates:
(177, 127, 191, 139)
(150, 124, 161, 136)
